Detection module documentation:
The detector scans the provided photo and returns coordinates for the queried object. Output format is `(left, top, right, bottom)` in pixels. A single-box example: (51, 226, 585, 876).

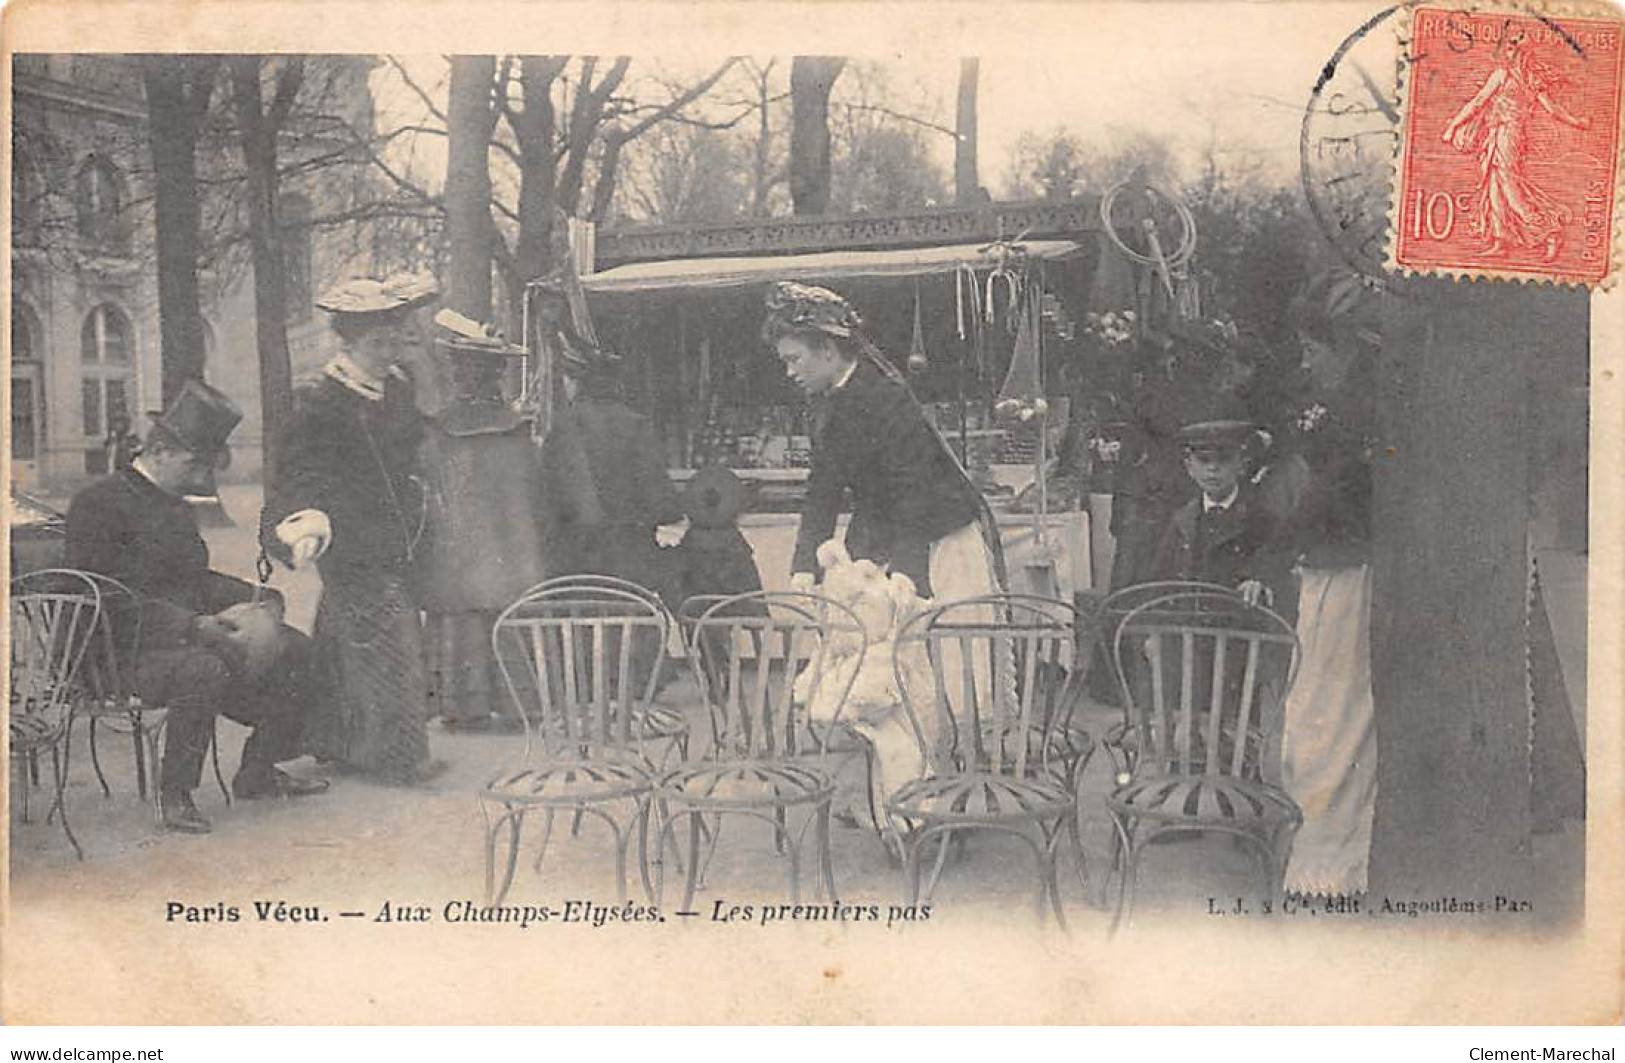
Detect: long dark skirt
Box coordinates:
(424, 610, 527, 725)
(309, 568, 432, 783)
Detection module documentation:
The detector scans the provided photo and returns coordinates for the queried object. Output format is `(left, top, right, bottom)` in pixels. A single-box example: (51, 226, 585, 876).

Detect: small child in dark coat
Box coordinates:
(672, 466, 768, 697)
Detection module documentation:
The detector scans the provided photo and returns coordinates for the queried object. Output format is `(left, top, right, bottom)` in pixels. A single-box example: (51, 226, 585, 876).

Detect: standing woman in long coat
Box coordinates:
(260, 274, 444, 786)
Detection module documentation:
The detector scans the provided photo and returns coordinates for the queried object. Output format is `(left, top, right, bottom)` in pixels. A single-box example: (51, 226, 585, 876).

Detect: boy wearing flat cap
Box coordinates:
(1151, 404, 1293, 614)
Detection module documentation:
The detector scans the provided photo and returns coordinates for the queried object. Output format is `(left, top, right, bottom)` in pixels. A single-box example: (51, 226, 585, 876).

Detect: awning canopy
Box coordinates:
(582, 239, 1086, 295)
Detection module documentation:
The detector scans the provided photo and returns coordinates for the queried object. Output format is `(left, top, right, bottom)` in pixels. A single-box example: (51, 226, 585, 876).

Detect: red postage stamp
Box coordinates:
(1392, 5, 1625, 285)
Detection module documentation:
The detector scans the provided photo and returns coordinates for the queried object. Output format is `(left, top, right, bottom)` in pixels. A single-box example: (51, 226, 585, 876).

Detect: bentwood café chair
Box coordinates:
(1105, 588, 1302, 930)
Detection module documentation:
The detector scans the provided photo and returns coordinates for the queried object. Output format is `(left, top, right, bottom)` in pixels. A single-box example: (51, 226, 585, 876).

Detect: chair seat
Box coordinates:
(1107, 773, 1300, 827)
(888, 772, 1074, 823)
(658, 761, 834, 808)
(484, 758, 653, 804)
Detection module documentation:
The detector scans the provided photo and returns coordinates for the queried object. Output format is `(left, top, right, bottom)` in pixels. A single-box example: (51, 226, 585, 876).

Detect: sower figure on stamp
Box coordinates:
(66, 381, 330, 835)
(259, 274, 445, 787)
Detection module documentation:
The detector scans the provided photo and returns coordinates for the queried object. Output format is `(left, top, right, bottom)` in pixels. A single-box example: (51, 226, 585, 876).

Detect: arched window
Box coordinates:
(12, 299, 41, 363)
(74, 155, 125, 251)
(11, 300, 45, 462)
(80, 303, 134, 473)
(280, 192, 313, 323)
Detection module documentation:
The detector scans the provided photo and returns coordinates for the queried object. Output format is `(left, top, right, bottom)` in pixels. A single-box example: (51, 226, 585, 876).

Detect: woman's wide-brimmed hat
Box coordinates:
(316, 272, 439, 316)
(762, 281, 863, 342)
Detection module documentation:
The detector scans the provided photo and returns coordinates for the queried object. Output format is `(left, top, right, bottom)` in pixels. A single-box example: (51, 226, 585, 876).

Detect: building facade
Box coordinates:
(11, 54, 395, 499)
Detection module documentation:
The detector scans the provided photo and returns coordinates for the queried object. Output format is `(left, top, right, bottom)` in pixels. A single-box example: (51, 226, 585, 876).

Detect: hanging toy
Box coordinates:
(994, 287, 1048, 425)
(907, 281, 930, 373)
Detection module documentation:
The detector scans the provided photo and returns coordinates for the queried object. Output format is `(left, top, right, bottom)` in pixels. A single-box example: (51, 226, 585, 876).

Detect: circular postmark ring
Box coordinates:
(1299, 3, 1410, 290)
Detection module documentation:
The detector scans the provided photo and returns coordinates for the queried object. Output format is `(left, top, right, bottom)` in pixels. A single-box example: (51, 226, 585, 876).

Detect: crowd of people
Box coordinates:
(56, 265, 1577, 911)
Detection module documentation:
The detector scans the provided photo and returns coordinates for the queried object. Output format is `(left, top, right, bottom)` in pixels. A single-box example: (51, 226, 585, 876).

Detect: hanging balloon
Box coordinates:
(907, 283, 930, 373)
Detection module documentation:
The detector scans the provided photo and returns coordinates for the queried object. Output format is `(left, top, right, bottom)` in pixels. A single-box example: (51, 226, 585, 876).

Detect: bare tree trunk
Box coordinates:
(954, 58, 980, 204)
(229, 56, 303, 486)
(446, 56, 497, 320)
(750, 60, 776, 216)
(1366, 281, 1578, 902)
(789, 56, 845, 216)
(142, 56, 215, 406)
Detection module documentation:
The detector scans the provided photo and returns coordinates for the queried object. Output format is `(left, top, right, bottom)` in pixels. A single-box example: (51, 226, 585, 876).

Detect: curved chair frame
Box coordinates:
(14, 568, 234, 818)
(1106, 589, 1304, 931)
(481, 582, 673, 905)
(885, 593, 1095, 929)
(654, 591, 867, 912)
(10, 573, 102, 859)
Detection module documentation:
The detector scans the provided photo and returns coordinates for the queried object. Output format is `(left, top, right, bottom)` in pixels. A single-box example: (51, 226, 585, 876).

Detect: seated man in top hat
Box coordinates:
(65, 380, 329, 835)
(1151, 402, 1294, 615)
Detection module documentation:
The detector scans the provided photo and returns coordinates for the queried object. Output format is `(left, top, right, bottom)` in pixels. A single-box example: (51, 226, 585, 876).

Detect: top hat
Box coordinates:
(146, 379, 242, 462)
(317, 272, 439, 316)
(683, 465, 747, 528)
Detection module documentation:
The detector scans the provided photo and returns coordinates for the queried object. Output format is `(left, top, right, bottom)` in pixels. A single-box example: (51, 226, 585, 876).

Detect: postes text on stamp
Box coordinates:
(1392, 5, 1625, 286)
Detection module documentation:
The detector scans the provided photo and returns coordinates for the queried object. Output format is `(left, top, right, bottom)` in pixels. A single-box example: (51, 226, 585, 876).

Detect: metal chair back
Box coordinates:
(683, 591, 867, 762)
(492, 583, 671, 759)
(1095, 580, 1239, 637)
(1112, 590, 1300, 780)
(893, 594, 1083, 780)
(10, 579, 102, 752)
(31, 571, 144, 715)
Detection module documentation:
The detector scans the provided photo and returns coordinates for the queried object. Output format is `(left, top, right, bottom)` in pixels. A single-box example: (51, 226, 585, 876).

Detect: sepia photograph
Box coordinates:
(3, 0, 1621, 1028)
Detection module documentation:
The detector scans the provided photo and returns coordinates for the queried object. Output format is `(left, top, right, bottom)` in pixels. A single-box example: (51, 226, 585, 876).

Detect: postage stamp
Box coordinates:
(1391, 4, 1625, 286)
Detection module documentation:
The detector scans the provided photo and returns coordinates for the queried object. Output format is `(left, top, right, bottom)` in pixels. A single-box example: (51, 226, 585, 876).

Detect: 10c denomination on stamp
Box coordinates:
(1392, 4, 1625, 286)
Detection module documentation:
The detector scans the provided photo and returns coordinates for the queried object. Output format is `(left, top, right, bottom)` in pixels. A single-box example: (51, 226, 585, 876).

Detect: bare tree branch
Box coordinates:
(387, 55, 449, 124)
(267, 58, 307, 131)
(838, 101, 957, 139)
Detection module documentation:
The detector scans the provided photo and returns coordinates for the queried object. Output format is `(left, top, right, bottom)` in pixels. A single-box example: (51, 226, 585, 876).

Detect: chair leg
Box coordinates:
(605, 812, 629, 905)
(783, 816, 802, 905)
(636, 798, 656, 905)
(1108, 813, 1138, 934)
(18, 756, 32, 823)
(145, 731, 165, 823)
(923, 828, 953, 901)
(133, 717, 149, 802)
(489, 807, 526, 906)
(1043, 822, 1069, 931)
(903, 829, 926, 905)
(531, 809, 558, 873)
(210, 721, 231, 806)
(698, 813, 724, 887)
(816, 801, 839, 904)
(772, 805, 788, 856)
(88, 717, 112, 798)
(1067, 804, 1094, 907)
(51, 746, 83, 861)
(47, 725, 75, 826)
(682, 811, 704, 913)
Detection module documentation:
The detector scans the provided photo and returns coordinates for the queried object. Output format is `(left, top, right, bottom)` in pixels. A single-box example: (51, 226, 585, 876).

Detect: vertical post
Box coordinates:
(1367, 280, 1584, 901)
